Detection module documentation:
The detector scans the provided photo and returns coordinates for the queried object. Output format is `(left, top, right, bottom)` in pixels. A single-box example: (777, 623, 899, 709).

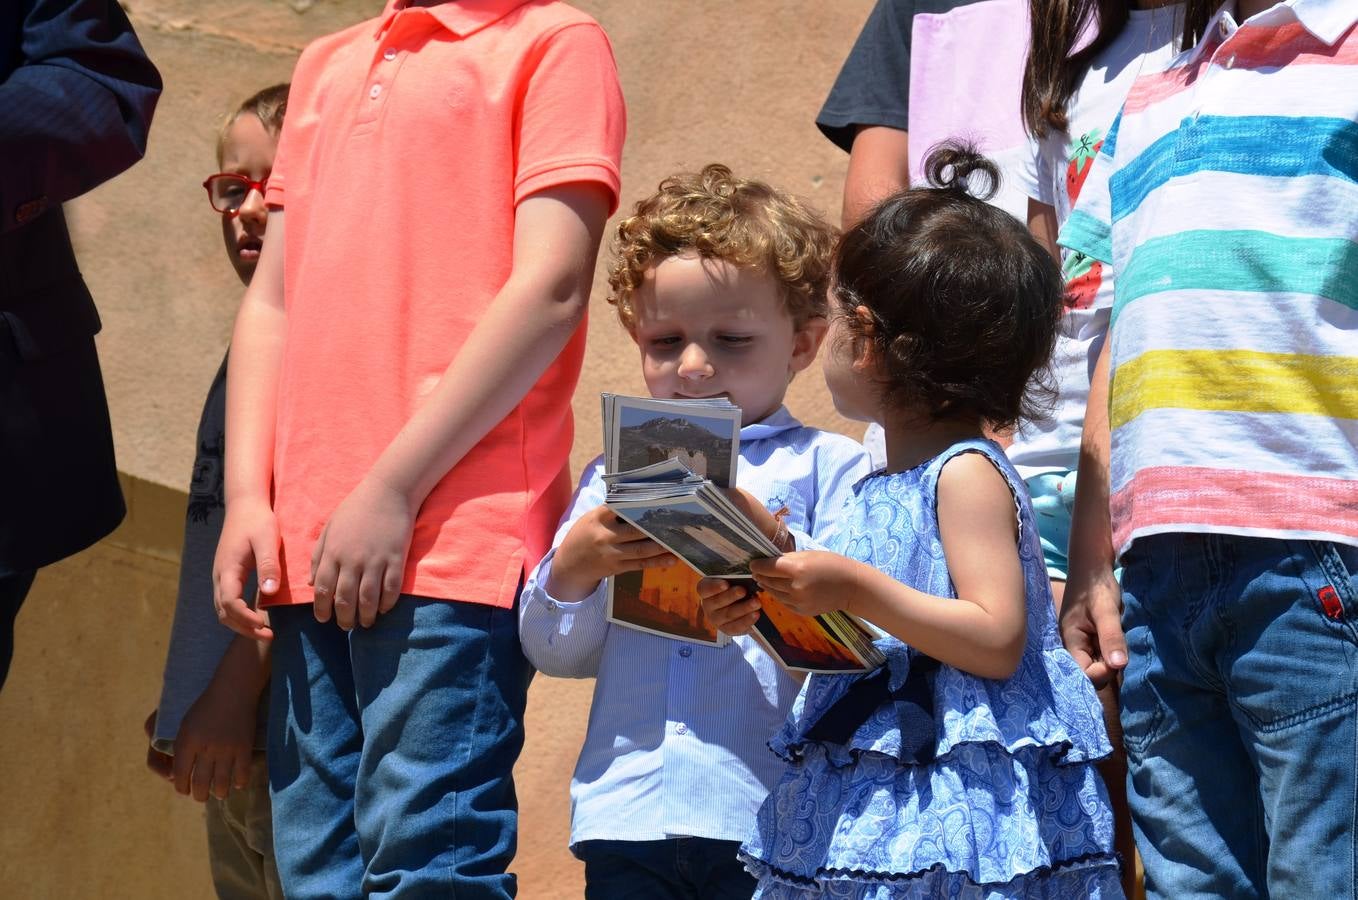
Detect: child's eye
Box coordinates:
(719, 335, 754, 347)
(648, 336, 682, 349)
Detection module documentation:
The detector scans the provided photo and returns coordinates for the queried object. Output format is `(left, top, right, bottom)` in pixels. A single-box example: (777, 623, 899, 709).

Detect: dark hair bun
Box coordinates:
(921, 140, 1000, 202)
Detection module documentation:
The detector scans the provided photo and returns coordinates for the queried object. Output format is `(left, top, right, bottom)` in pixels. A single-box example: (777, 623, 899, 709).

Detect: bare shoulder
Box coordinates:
(936, 451, 1018, 538)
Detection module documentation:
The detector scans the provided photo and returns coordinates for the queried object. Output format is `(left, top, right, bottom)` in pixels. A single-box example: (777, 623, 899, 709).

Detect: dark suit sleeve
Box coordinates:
(0, 0, 162, 233)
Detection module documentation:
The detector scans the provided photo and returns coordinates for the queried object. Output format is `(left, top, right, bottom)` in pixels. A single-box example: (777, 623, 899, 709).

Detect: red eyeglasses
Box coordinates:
(203, 173, 269, 215)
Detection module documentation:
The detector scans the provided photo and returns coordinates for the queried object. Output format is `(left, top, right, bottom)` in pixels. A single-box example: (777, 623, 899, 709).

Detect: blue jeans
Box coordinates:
(267, 595, 531, 899)
(1119, 533, 1358, 899)
(576, 838, 754, 900)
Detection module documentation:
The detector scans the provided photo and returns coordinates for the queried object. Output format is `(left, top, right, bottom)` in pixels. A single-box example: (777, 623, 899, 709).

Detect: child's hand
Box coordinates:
(697, 577, 761, 635)
(720, 487, 787, 548)
(548, 506, 677, 603)
(213, 497, 280, 640)
(310, 475, 415, 630)
(1059, 564, 1126, 689)
(171, 676, 258, 803)
(749, 551, 859, 617)
(143, 709, 173, 781)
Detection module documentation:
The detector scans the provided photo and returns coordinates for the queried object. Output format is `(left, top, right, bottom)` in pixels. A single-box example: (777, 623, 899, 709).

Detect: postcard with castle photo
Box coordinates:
(604, 395, 740, 488)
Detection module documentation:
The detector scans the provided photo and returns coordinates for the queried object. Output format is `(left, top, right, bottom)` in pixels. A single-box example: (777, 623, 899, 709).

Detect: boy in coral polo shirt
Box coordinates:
(211, 1, 626, 896)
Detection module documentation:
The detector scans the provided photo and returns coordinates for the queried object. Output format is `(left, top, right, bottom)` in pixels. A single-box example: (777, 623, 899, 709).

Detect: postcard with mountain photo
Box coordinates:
(603, 395, 740, 487)
(602, 395, 742, 645)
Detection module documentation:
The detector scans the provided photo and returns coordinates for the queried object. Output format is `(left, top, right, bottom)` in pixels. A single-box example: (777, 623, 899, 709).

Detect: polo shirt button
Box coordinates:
(1224, 54, 1235, 69)
(1218, 18, 1229, 36)
(546, 600, 558, 611)
(679, 646, 692, 658)
(383, 47, 397, 61)
(369, 84, 382, 99)
(675, 722, 688, 735)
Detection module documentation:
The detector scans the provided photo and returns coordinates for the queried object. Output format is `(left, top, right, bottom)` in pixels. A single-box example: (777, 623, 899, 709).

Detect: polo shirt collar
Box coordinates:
(1193, 0, 1356, 57)
(376, 0, 532, 40)
(741, 406, 802, 442)
(1290, 0, 1357, 45)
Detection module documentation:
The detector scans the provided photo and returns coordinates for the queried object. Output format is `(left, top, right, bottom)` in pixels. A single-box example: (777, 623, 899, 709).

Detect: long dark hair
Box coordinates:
(1022, 0, 1128, 138)
(1022, 0, 1220, 140)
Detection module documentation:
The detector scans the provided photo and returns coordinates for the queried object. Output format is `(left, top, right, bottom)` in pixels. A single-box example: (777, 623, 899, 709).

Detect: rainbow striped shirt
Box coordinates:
(1060, 0, 1358, 558)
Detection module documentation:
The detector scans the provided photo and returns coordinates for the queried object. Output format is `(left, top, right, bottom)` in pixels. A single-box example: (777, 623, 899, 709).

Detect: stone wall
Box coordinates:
(2, 1, 876, 896)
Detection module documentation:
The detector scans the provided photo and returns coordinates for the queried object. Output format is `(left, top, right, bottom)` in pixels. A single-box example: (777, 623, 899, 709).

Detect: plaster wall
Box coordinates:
(2, 1, 879, 896)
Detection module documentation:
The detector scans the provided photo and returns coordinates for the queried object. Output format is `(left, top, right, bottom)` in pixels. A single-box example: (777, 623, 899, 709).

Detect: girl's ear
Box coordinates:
(789, 315, 829, 374)
(850, 305, 880, 373)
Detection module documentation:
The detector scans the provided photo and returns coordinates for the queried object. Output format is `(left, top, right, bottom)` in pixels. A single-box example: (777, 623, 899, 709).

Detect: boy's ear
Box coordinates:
(789, 315, 829, 374)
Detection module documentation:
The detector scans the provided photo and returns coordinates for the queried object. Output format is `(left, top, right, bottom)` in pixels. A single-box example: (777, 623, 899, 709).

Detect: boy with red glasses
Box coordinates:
(144, 83, 289, 900)
(212, 2, 625, 896)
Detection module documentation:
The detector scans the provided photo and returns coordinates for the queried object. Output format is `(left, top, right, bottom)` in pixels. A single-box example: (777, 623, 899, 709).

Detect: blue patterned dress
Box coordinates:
(741, 439, 1122, 898)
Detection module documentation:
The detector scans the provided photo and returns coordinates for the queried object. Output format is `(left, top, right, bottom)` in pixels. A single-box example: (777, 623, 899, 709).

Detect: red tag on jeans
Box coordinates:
(1319, 585, 1343, 620)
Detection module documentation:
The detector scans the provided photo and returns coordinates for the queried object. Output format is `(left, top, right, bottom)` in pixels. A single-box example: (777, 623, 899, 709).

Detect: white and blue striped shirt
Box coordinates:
(520, 406, 871, 848)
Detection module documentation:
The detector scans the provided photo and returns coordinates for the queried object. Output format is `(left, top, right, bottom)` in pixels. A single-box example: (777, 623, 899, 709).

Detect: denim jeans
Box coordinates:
(268, 594, 531, 899)
(576, 838, 755, 900)
(1119, 533, 1358, 900)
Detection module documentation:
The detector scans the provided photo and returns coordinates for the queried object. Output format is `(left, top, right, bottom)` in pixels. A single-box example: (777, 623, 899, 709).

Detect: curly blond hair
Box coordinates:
(607, 165, 837, 329)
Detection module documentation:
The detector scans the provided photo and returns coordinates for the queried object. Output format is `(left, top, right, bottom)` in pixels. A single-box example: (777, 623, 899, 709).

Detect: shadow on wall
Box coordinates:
(0, 472, 588, 899)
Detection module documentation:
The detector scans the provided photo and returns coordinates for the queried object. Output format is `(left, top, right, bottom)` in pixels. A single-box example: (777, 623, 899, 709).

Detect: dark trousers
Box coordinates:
(577, 838, 756, 900)
(0, 569, 35, 691)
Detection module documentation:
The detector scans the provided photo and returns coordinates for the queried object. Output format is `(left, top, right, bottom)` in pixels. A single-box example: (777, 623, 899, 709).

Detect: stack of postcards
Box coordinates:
(599, 394, 884, 674)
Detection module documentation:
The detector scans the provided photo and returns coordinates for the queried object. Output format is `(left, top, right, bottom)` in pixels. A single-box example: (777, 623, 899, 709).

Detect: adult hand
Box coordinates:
(1059, 565, 1127, 689)
(212, 497, 279, 640)
(547, 506, 676, 602)
(310, 475, 415, 630)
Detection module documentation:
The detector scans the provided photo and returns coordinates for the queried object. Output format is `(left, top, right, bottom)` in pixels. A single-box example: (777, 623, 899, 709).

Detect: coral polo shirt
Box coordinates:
(262, 0, 626, 608)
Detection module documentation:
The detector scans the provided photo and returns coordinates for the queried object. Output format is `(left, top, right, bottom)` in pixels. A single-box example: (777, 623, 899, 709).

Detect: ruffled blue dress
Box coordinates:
(741, 439, 1122, 898)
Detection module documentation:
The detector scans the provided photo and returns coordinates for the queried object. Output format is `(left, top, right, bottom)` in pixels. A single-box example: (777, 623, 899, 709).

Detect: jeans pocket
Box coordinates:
(1118, 618, 1167, 760)
(1306, 541, 1358, 644)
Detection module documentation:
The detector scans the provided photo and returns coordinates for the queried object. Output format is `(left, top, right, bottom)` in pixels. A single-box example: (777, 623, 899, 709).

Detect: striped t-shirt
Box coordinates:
(1060, 0, 1358, 558)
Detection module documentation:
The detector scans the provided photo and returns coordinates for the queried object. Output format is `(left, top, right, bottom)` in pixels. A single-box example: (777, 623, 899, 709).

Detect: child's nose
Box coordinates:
(238, 188, 267, 228)
(677, 344, 713, 380)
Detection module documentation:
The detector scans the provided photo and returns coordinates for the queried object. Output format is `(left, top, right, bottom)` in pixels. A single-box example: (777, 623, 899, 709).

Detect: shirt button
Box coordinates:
(1218, 18, 1229, 36)
(679, 646, 692, 658)
(675, 722, 688, 735)
(369, 84, 382, 99)
(383, 47, 397, 61)
(546, 600, 558, 611)
(1224, 54, 1236, 69)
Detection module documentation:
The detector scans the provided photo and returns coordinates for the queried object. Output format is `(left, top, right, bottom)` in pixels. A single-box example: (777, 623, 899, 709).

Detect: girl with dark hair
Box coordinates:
(700, 144, 1123, 898)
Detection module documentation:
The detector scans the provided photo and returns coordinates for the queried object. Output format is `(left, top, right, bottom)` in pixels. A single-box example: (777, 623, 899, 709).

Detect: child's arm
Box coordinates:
(521, 464, 675, 678)
(547, 507, 676, 603)
(1059, 335, 1127, 688)
(171, 633, 270, 803)
(214, 211, 288, 640)
(709, 454, 1028, 680)
(308, 184, 611, 630)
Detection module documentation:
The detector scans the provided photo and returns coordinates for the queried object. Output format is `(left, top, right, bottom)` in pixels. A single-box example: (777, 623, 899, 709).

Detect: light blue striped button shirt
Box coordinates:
(520, 407, 872, 847)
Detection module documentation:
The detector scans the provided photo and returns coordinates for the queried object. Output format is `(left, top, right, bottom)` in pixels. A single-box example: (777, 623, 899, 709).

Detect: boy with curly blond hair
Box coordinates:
(519, 164, 871, 899)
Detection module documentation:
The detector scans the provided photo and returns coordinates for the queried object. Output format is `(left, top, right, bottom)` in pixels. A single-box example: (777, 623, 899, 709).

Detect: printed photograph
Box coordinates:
(607, 564, 723, 645)
(610, 398, 739, 487)
(612, 499, 764, 578)
(753, 595, 870, 673)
